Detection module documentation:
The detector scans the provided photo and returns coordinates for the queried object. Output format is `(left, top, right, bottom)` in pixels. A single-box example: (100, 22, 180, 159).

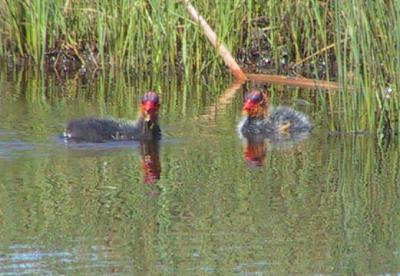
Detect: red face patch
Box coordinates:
(243, 99, 257, 112)
(140, 92, 160, 122)
(142, 101, 158, 112)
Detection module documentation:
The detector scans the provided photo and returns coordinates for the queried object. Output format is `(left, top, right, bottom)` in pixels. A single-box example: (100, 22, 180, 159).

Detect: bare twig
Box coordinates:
(246, 73, 340, 90)
(180, 0, 246, 81)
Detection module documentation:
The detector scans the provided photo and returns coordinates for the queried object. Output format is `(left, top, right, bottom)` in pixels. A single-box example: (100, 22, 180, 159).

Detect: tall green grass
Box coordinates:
(0, 0, 399, 134)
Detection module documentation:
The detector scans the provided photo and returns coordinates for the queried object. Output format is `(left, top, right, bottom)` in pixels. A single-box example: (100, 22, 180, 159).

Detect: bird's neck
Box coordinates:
(247, 111, 268, 122)
(136, 116, 160, 140)
(249, 105, 268, 120)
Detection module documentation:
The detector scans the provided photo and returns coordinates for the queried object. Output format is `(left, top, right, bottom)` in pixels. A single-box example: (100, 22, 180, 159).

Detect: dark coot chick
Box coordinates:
(237, 90, 311, 138)
(64, 91, 161, 143)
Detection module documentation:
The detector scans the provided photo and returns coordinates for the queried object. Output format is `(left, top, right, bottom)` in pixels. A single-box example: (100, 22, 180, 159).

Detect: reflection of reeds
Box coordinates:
(1, 65, 400, 273)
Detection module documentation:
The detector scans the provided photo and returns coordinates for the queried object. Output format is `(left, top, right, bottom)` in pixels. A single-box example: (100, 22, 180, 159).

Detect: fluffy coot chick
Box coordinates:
(238, 90, 311, 137)
(64, 92, 161, 143)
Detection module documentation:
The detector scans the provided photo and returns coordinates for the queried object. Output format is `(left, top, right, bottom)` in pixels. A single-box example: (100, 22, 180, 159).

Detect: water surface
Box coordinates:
(0, 69, 399, 275)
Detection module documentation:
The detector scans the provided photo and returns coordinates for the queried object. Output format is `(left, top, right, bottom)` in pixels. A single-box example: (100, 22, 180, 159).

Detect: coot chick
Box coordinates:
(64, 92, 161, 143)
(237, 90, 311, 138)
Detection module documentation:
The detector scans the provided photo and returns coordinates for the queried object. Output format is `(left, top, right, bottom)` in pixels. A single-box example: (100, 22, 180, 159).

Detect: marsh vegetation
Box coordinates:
(1, 0, 399, 133)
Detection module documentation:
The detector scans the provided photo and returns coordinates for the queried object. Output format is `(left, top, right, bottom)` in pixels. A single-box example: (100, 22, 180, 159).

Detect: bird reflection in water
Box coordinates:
(240, 132, 311, 168)
(242, 135, 267, 167)
(139, 141, 161, 186)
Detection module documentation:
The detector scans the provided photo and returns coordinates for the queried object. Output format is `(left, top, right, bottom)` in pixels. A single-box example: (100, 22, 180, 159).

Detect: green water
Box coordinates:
(0, 69, 399, 275)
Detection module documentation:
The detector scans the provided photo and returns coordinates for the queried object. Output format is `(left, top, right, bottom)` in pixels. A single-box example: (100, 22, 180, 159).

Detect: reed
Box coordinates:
(0, 0, 399, 134)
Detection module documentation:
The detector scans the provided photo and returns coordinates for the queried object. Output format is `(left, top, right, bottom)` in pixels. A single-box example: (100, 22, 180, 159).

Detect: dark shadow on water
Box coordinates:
(62, 138, 162, 186)
(0, 140, 36, 159)
(0, 131, 36, 159)
(1, 133, 162, 186)
(60, 137, 142, 151)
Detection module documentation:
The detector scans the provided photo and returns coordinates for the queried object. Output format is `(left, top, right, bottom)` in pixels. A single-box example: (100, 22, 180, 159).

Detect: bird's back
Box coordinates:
(65, 117, 162, 143)
(269, 106, 311, 132)
(239, 106, 311, 136)
(65, 118, 124, 142)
